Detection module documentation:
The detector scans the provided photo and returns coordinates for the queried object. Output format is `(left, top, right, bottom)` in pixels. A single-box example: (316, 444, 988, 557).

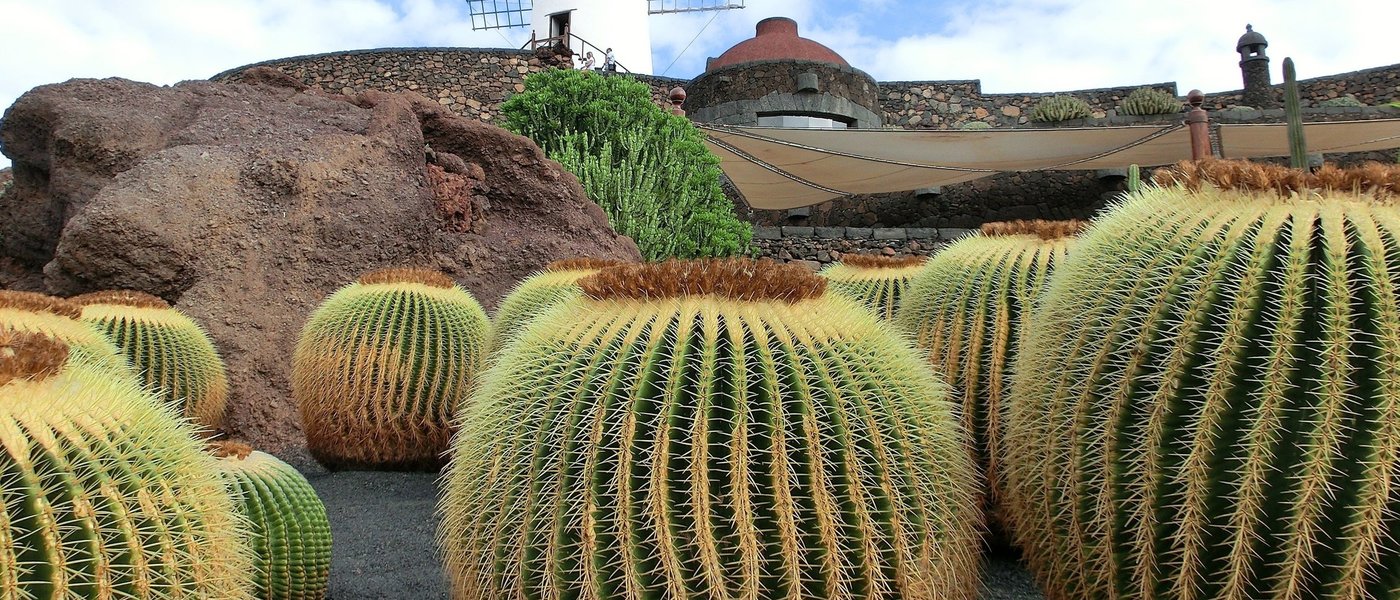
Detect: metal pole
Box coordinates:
(1184, 89, 1211, 160)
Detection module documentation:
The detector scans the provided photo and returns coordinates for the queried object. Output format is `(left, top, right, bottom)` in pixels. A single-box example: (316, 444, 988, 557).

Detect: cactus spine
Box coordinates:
(293, 267, 489, 469)
(0, 330, 255, 599)
(212, 442, 332, 600)
(1285, 57, 1308, 169)
(0, 290, 130, 375)
(894, 219, 1082, 539)
(442, 259, 982, 600)
(73, 290, 229, 432)
(1005, 160, 1400, 600)
(818, 254, 926, 320)
(487, 258, 623, 355)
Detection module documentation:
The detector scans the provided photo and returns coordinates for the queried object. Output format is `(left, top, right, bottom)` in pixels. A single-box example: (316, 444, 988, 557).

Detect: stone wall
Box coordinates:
(685, 59, 883, 127)
(750, 225, 973, 267)
(1206, 62, 1400, 109)
(879, 80, 1179, 129)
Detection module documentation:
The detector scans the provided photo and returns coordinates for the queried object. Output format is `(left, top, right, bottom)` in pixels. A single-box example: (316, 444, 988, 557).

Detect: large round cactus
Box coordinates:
(1005, 160, 1400, 600)
(0, 329, 254, 598)
(72, 290, 229, 432)
(819, 254, 926, 320)
(442, 259, 981, 600)
(293, 267, 489, 469)
(487, 257, 623, 354)
(212, 442, 332, 600)
(894, 220, 1083, 537)
(0, 289, 130, 373)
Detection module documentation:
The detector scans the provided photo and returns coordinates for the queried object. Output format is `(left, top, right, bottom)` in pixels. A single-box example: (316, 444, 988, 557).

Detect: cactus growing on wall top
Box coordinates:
(72, 289, 229, 432)
(441, 258, 982, 600)
(1119, 87, 1181, 116)
(0, 289, 130, 374)
(0, 329, 255, 598)
(893, 219, 1084, 540)
(1031, 95, 1092, 122)
(487, 257, 624, 354)
(293, 267, 489, 469)
(1005, 159, 1400, 600)
(819, 254, 926, 321)
(212, 441, 332, 600)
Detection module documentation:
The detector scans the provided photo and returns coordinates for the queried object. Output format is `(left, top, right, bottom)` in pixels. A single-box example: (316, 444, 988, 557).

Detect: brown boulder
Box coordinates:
(0, 70, 639, 452)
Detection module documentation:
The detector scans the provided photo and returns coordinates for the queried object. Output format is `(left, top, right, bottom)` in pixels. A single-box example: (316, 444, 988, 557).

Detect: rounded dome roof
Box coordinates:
(1237, 24, 1267, 51)
(707, 17, 849, 72)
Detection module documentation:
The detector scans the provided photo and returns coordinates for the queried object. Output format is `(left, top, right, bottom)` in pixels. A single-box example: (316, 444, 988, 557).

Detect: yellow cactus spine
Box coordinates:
(818, 254, 927, 320)
(1006, 160, 1400, 600)
(72, 289, 230, 432)
(487, 257, 624, 355)
(0, 289, 131, 374)
(293, 267, 490, 469)
(0, 329, 255, 599)
(212, 442, 332, 600)
(894, 219, 1083, 539)
(442, 259, 982, 600)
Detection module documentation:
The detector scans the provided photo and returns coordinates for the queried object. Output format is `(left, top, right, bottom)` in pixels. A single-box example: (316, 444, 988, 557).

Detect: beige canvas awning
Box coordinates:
(703, 124, 1193, 209)
(1218, 118, 1400, 157)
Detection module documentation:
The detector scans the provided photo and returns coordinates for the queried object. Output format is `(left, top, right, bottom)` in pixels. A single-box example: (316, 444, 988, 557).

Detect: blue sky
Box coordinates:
(0, 0, 1395, 168)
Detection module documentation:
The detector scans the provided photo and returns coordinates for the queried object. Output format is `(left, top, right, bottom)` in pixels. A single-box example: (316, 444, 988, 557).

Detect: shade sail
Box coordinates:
(703, 124, 1193, 209)
(1218, 119, 1400, 158)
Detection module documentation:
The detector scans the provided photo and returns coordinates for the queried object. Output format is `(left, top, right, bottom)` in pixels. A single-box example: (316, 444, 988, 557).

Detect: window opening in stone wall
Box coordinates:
(548, 11, 572, 40)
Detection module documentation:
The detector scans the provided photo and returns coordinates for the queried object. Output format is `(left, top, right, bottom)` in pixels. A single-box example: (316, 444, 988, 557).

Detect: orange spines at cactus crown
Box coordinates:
(293, 267, 490, 469)
(0, 289, 132, 375)
(819, 254, 927, 320)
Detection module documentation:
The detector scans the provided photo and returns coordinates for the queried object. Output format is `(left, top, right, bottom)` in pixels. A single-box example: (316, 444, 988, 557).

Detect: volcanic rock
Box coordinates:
(0, 69, 639, 451)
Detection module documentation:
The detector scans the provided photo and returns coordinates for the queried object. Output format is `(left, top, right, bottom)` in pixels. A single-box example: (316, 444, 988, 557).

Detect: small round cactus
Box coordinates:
(212, 441, 332, 600)
(0, 289, 130, 374)
(487, 257, 624, 354)
(819, 254, 926, 320)
(293, 267, 490, 469)
(0, 329, 255, 598)
(894, 219, 1084, 539)
(72, 289, 229, 432)
(1006, 160, 1400, 600)
(442, 259, 982, 600)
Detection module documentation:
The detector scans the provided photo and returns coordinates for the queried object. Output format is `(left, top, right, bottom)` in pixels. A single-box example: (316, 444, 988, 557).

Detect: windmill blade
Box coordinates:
(648, 0, 745, 15)
(466, 0, 533, 30)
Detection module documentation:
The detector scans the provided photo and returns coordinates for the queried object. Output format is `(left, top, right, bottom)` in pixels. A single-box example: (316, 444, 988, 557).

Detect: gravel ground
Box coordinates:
(300, 465, 1045, 600)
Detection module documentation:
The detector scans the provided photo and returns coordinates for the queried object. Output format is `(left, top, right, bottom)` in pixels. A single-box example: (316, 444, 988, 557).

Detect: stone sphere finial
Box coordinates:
(668, 86, 687, 106)
(1187, 89, 1205, 108)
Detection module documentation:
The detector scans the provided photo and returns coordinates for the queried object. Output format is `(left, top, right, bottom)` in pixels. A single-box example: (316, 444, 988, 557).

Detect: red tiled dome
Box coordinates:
(706, 17, 848, 72)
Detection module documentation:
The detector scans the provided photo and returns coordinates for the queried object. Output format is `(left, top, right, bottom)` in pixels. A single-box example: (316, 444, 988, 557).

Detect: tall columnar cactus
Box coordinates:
(818, 254, 927, 321)
(894, 219, 1083, 538)
(212, 442, 332, 600)
(293, 267, 489, 469)
(72, 289, 229, 432)
(0, 329, 255, 599)
(0, 289, 130, 374)
(1127, 164, 1142, 193)
(1005, 159, 1400, 600)
(441, 259, 982, 600)
(487, 257, 624, 354)
(1285, 57, 1308, 169)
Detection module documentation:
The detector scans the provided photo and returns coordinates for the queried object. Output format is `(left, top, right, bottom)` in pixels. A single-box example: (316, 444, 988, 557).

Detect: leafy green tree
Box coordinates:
(503, 68, 751, 260)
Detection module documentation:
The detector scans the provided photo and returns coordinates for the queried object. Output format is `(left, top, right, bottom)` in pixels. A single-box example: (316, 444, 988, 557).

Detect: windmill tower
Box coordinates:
(466, 1, 744, 75)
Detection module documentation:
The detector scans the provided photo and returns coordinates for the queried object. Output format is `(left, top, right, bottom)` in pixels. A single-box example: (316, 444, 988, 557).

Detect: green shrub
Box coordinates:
(1119, 87, 1181, 115)
(1319, 95, 1365, 107)
(959, 120, 992, 130)
(502, 69, 751, 260)
(1030, 95, 1092, 122)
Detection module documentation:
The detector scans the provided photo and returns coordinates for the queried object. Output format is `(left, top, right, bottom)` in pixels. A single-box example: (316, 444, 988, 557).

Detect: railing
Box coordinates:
(522, 30, 632, 74)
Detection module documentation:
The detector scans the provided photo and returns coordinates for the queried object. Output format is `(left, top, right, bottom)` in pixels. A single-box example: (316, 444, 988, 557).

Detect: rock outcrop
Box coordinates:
(0, 69, 640, 451)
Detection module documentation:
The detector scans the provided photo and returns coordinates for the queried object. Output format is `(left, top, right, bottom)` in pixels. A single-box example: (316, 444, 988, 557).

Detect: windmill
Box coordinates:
(465, 1, 744, 74)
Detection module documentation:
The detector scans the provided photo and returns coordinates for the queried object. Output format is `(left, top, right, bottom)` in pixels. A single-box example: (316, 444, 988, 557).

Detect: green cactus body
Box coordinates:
(1285, 57, 1308, 169)
(488, 258, 623, 355)
(441, 259, 982, 600)
(293, 268, 489, 469)
(0, 330, 254, 599)
(1031, 95, 1092, 123)
(1005, 160, 1400, 600)
(0, 290, 130, 375)
(819, 254, 926, 320)
(74, 290, 229, 433)
(1119, 87, 1181, 116)
(213, 443, 332, 600)
(894, 220, 1081, 539)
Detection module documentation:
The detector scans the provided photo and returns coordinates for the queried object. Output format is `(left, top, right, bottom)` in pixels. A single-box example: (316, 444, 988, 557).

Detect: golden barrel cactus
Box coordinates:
(212, 442, 332, 600)
(893, 219, 1083, 536)
(818, 254, 927, 320)
(487, 257, 623, 354)
(442, 259, 981, 600)
(293, 267, 489, 469)
(0, 290, 129, 374)
(0, 329, 254, 598)
(1006, 160, 1400, 599)
(72, 290, 229, 432)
